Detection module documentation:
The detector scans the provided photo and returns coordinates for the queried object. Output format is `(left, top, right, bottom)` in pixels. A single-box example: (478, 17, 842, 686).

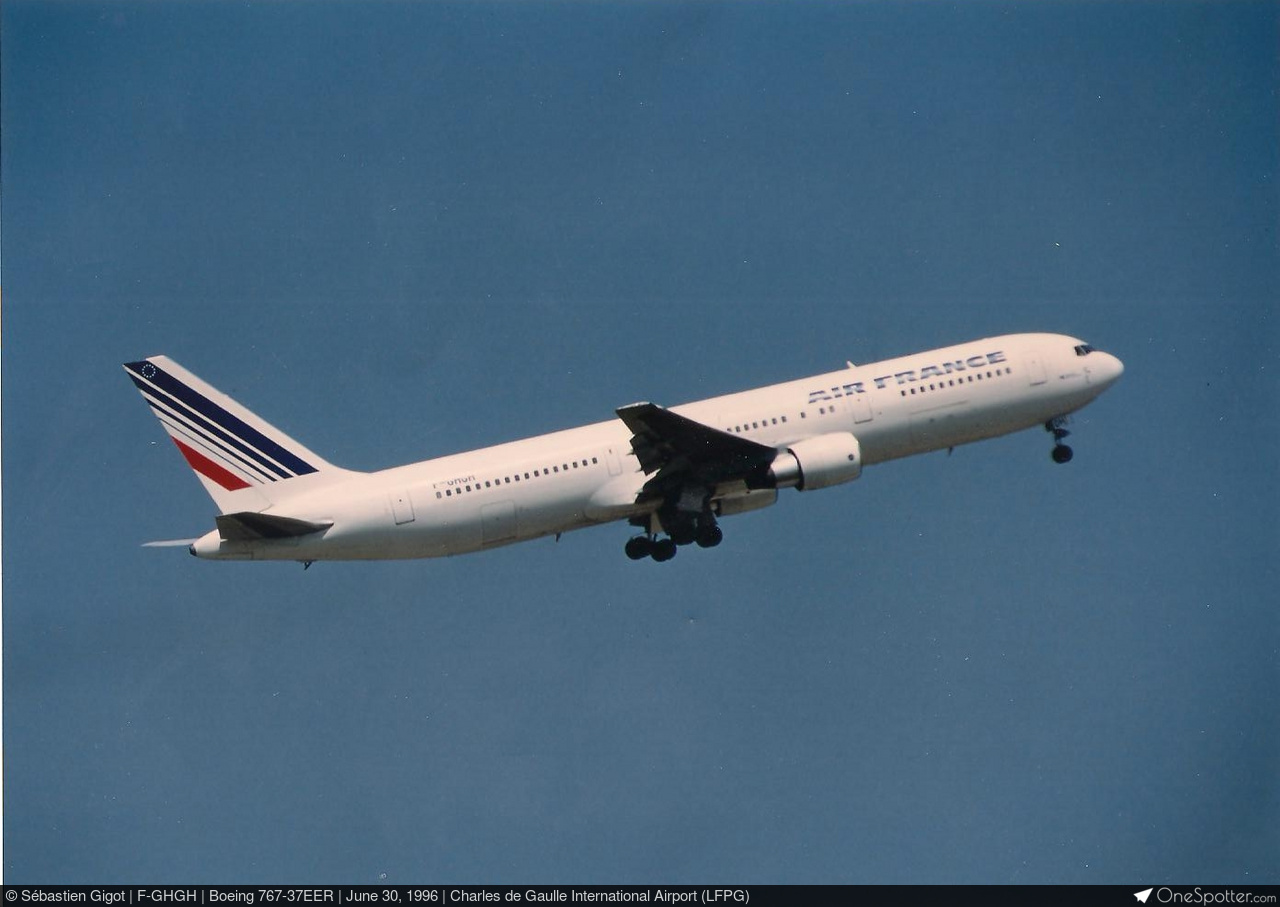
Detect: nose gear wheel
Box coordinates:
(1045, 417, 1074, 464)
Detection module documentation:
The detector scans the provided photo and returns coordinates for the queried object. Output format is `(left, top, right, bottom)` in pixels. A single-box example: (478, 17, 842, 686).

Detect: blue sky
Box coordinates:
(3, 0, 1276, 884)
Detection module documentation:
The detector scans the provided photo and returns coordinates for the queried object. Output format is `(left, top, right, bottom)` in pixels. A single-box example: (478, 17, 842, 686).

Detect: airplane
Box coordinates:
(123, 332, 1123, 565)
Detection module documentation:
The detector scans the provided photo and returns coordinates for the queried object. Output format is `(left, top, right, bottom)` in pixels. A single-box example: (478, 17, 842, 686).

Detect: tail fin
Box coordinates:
(123, 356, 357, 513)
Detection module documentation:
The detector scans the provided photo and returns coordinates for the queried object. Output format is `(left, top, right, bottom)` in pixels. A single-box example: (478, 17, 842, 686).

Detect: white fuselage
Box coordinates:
(190, 332, 1123, 561)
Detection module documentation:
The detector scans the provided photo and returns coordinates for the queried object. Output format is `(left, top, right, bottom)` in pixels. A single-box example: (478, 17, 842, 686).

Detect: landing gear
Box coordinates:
(651, 538, 678, 562)
(1045, 417, 1073, 464)
(695, 522, 723, 548)
(624, 535, 679, 562)
(624, 489, 723, 562)
(671, 513, 722, 549)
(624, 536, 653, 560)
(624, 514, 721, 562)
(670, 524, 697, 547)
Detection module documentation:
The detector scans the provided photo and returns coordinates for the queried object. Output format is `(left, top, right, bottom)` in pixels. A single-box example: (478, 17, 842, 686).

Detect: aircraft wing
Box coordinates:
(615, 402, 776, 491)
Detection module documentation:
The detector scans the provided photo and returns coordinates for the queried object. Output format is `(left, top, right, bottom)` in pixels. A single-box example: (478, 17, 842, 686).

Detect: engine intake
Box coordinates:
(764, 432, 862, 491)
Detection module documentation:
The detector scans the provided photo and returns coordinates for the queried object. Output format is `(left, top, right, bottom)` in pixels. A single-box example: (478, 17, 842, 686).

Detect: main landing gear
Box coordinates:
(624, 516, 723, 563)
(625, 535, 677, 562)
(1046, 417, 1074, 464)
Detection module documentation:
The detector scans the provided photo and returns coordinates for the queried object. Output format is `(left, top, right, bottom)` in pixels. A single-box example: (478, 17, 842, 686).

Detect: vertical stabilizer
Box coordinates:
(123, 356, 359, 513)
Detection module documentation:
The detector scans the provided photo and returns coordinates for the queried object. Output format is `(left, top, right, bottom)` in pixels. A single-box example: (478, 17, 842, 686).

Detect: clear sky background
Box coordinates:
(3, 0, 1276, 885)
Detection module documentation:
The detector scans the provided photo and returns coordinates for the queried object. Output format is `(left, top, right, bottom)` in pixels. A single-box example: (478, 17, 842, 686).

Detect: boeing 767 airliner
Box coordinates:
(124, 332, 1122, 564)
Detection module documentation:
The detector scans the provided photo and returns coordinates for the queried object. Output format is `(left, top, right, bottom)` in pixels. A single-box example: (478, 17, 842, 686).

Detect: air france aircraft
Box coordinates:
(124, 333, 1123, 565)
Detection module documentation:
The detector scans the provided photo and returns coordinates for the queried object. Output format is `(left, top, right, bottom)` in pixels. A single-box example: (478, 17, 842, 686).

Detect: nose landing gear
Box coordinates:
(1046, 417, 1074, 463)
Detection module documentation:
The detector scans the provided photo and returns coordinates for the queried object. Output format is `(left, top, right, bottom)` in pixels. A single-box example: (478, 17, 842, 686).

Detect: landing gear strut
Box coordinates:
(1046, 417, 1074, 464)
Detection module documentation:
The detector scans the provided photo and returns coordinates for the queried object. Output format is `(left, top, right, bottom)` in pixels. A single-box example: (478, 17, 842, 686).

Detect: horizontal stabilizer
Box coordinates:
(142, 538, 199, 548)
(215, 511, 333, 542)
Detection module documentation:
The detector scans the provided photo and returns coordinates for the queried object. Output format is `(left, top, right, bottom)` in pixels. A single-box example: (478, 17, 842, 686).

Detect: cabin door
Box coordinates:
(391, 491, 415, 525)
(605, 446, 624, 477)
(1025, 353, 1048, 386)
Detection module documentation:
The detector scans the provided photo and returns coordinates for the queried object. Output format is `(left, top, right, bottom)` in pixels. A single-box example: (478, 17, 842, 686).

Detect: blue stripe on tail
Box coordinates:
(125, 361, 318, 477)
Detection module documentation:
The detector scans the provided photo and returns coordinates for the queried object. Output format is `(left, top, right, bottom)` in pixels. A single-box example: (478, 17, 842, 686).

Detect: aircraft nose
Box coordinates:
(1099, 351, 1125, 386)
(1100, 353, 1121, 383)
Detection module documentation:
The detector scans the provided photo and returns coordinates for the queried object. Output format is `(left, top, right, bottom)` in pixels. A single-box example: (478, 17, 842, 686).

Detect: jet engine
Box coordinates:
(763, 432, 862, 491)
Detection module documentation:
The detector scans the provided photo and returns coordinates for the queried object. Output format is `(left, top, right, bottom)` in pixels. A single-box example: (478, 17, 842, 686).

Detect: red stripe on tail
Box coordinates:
(172, 438, 252, 491)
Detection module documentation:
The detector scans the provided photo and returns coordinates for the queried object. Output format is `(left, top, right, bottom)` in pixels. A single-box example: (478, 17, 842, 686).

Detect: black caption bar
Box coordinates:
(2, 887, 1278, 907)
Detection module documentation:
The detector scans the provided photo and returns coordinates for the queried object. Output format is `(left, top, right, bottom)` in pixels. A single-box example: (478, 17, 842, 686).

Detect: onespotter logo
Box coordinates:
(1136, 889, 1276, 905)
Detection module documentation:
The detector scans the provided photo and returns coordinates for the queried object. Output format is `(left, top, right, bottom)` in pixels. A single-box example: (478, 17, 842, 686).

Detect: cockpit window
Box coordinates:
(1074, 344, 1095, 356)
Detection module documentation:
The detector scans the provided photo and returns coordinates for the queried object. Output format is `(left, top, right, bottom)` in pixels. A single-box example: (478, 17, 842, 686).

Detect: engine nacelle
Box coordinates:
(765, 432, 862, 491)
